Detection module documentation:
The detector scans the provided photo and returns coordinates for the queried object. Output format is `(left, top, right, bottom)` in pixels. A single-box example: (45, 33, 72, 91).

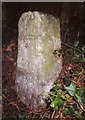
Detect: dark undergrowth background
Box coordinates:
(2, 2, 85, 119)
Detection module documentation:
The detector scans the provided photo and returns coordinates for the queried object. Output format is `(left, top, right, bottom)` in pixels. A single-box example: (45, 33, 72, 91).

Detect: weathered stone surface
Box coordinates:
(15, 11, 62, 108)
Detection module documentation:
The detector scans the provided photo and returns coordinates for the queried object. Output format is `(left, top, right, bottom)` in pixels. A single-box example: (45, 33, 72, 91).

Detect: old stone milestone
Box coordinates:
(15, 11, 62, 108)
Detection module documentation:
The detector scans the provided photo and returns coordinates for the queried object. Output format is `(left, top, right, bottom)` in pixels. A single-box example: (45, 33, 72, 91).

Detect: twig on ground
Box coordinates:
(51, 110, 56, 119)
(3, 94, 19, 111)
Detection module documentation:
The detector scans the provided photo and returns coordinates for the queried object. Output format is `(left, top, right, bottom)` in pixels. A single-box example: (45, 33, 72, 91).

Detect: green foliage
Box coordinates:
(74, 89, 85, 106)
(63, 105, 75, 116)
(50, 90, 64, 110)
(64, 83, 76, 97)
(48, 81, 85, 118)
(48, 38, 85, 119)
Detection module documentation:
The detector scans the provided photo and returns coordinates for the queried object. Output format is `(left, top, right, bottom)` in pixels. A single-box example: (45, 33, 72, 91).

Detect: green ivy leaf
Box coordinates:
(75, 93, 83, 105)
(50, 92, 64, 110)
(50, 100, 58, 109)
(74, 89, 85, 106)
(63, 105, 75, 116)
(64, 83, 76, 97)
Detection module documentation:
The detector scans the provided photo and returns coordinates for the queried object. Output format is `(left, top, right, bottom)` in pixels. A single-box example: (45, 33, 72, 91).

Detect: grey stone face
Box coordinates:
(15, 11, 62, 108)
